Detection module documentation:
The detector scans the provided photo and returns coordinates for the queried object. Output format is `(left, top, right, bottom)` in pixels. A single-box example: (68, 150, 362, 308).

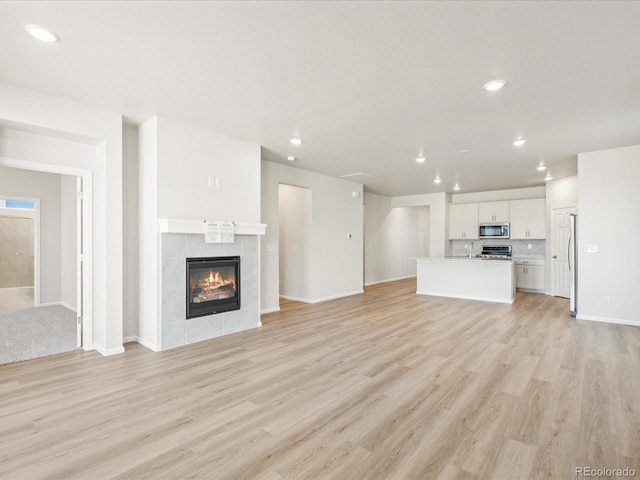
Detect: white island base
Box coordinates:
(416, 257, 515, 304)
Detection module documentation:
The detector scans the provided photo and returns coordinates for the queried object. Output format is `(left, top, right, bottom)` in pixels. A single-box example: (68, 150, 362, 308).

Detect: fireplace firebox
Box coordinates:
(186, 256, 240, 319)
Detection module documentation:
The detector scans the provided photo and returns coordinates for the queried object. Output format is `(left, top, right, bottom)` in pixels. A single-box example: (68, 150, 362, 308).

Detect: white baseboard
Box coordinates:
(59, 301, 77, 313)
(260, 306, 281, 314)
(576, 314, 640, 327)
(364, 275, 416, 287)
(94, 344, 126, 356)
(125, 336, 161, 352)
(280, 289, 364, 304)
(39, 301, 61, 308)
(38, 301, 77, 313)
(0, 286, 34, 291)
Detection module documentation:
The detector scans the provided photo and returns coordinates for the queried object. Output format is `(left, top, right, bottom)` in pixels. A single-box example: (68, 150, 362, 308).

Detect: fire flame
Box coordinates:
(206, 270, 235, 290)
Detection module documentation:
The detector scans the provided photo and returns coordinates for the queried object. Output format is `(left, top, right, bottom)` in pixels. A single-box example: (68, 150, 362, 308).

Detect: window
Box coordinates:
(0, 199, 35, 209)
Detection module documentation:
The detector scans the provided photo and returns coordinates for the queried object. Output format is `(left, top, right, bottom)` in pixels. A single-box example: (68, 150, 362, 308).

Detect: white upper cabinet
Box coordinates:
(449, 203, 479, 240)
(509, 198, 546, 239)
(478, 201, 509, 223)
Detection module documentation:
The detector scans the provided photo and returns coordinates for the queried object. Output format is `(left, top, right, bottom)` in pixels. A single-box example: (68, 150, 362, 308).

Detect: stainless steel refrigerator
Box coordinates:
(569, 214, 578, 317)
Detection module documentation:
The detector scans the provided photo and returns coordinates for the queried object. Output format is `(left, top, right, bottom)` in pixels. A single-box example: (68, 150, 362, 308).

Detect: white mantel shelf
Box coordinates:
(159, 218, 267, 236)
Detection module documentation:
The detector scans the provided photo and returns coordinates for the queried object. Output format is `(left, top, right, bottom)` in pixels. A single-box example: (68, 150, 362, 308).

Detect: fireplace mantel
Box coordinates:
(159, 218, 266, 236)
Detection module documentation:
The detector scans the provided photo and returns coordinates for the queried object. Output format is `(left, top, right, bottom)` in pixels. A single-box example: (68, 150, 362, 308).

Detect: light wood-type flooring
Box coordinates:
(1, 278, 639, 479)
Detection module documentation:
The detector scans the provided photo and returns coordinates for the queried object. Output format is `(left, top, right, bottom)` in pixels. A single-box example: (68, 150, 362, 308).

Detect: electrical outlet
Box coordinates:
(584, 245, 598, 253)
(604, 296, 610, 305)
(527, 244, 532, 250)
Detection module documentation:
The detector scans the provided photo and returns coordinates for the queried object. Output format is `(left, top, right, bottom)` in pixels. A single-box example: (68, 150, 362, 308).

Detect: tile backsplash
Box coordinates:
(451, 239, 545, 258)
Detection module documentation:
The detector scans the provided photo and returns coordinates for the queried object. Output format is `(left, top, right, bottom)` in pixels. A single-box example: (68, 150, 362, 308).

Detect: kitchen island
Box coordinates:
(416, 257, 515, 304)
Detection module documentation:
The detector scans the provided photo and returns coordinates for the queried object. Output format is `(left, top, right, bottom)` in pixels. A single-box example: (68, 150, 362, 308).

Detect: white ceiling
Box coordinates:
(1, 1, 639, 196)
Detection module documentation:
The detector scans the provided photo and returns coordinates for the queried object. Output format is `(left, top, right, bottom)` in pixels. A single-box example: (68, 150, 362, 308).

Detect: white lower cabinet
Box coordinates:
(514, 260, 544, 293)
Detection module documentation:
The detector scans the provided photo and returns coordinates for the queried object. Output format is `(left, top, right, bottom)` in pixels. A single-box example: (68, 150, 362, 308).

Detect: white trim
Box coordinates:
(280, 289, 364, 304)
(416, 290, 515, 304)
(34, 198, 40, 307)
(59, 301, 77, 313)
(364, 275, 416, 287)
(0, 286, 33, 292)
(94, 344, 126, 356)
(39, 301, 77, 313)
(576, 314, 640, 327)
(159, 218, 267, 236)
(39, 301, 62, 307)
(260, 306, 281, 314)
(123, 336, 161, 352)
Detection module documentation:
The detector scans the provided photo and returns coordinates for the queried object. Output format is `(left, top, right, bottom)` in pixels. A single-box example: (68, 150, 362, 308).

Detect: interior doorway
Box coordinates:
(0, 196, 37, 311)
(551, 205, 577, 298)
(278, 183, 312, 303)
(0, 161, 91, 364)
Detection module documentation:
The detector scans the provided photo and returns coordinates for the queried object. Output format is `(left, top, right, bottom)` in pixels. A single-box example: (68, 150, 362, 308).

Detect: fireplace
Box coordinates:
(186, 256, 240, 319)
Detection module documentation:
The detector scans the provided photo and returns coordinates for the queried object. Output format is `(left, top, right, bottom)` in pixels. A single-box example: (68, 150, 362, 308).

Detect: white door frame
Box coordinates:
(550, 204, 577, 297)
(0, 156, 93, 350)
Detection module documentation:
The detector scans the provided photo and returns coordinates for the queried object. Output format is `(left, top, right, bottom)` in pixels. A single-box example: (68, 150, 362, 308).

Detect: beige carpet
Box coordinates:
(0, 287, 33, 311)
(0, 305, 78, 365)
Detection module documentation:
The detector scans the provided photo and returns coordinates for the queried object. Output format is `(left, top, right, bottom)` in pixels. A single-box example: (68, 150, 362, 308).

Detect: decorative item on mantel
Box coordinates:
(204, 220, 235, 244)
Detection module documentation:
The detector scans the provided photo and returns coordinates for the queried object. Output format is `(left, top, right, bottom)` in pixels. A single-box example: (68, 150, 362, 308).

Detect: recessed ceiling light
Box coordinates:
(453, 183, 460, 191)
(289, 138, 302, 145)
(537, 165, 546, 171)
(416, 156, 426, 164)
(513, 138, 527, 147)
(545, 173, 553, 181)
(434, 177, 442, 184)
(25, 24, 59, 43)
(459, 149, 469, 154)
(483, 79, 506, 91)
(287, 156, 295, 161)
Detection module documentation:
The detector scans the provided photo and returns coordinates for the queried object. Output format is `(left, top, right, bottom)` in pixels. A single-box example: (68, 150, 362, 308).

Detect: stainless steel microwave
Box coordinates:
(479, 223, 510, 239)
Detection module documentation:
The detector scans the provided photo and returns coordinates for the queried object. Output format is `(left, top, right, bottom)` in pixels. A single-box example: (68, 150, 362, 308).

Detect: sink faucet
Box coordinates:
(469, 241, 474, 259)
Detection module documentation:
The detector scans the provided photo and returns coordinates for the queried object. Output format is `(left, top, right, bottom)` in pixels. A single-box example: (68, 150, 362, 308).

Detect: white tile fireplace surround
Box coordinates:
(159, 220, 265, 350)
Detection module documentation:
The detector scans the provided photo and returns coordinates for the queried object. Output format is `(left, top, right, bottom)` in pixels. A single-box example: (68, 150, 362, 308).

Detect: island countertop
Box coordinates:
(416, 257, 515, 304)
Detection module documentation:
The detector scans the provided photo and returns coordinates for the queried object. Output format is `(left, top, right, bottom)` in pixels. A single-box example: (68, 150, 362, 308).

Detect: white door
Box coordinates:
(551, 206, 576, 298)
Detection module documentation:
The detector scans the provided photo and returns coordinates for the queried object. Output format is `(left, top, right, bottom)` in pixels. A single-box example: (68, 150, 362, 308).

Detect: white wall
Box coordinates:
(0, 166, 61, 304)
(123, 125, 139, 339)
(137, 116, 262, 349)
(60, 174, 77, 310)
(0, 81, 123, 355)
(545, 175, 578, 293)
(364, 192, 429, 285)
(261, 161, 364, 311)
(156, 117, 261, 222)
(278, 184, 312, 300)
(577, 146, 640, 325)
(137, 118, 159, 348)
(390, 192, 451, 258)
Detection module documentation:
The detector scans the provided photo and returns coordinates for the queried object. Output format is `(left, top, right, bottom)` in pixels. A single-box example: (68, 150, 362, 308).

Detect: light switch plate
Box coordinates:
(584, 245, 598, 253)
